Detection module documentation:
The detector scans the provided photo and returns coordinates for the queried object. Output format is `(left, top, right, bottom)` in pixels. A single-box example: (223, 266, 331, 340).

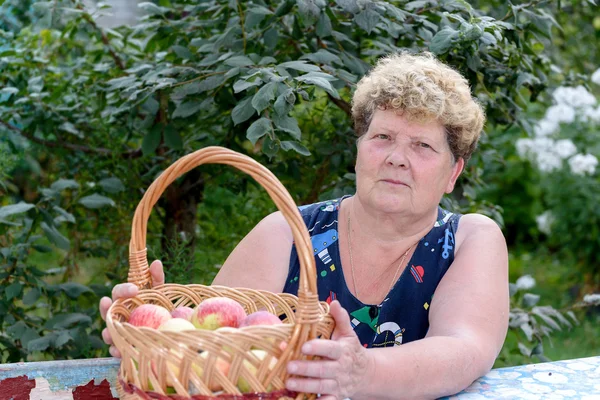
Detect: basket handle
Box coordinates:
(127, 146, 318, 309)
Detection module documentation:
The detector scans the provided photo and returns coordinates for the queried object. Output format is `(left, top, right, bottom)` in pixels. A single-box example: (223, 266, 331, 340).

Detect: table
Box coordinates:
(0, 356, 598, 399)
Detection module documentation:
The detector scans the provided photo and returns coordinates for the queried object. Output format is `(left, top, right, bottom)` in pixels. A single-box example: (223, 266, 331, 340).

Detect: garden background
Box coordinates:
(0, 0, 599, 369)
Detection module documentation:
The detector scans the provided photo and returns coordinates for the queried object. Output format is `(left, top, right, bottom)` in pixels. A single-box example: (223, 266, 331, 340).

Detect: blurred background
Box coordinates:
(0, 0, 598, 368)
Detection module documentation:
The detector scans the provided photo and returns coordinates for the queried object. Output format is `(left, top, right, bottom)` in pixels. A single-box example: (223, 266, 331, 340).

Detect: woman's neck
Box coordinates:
(344, 195, 437, 250)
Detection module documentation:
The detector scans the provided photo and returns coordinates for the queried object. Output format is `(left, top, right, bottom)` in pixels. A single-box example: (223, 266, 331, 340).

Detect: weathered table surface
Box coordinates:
(0, 355, 598, 399)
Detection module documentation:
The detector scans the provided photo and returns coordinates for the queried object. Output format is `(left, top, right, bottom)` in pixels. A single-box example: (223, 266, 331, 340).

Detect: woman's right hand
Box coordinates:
(99, 260, 165, 358)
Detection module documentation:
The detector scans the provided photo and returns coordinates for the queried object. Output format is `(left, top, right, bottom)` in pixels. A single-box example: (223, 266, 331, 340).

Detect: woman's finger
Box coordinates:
(111, 283, 138, 300)
(102, 328, 113, 345)
(149, 260, 165, 287)
(300, 340, 342, 360)
(109, 346, 121, 358)
(286, 377, 338, 396)
(329, 301, 355, 340)
(287, 359, 339, 379)
(99, 297, 112, 321)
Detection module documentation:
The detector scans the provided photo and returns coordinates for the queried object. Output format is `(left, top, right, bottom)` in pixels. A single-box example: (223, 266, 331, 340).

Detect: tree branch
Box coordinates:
(77, 4, 125, 70)
(0, 119, 142, 159)
(327, 93, 352, 117)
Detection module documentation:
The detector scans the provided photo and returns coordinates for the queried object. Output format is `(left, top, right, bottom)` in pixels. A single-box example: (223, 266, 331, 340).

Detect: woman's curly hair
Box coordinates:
(351, 51, 485, 162)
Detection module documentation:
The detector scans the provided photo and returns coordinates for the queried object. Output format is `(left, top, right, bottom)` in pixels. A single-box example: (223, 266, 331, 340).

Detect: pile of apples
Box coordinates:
(126, 297, 285, 393)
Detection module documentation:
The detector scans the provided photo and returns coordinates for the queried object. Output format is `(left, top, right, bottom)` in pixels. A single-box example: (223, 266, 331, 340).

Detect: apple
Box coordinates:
(198, 351, 231, 392)
(129, 304, 172, 329)
(171, 306, 194, 320)
(237, 349, 277, 393)
(239, 311, 282, 327)
(191, 297, 246, 330)
(158, 318, 196, 332)
(151, 350, 230, 392)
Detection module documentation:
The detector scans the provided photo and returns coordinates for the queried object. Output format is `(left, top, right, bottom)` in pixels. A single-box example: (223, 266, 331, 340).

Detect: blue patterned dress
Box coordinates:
(283, 196, 461, 348)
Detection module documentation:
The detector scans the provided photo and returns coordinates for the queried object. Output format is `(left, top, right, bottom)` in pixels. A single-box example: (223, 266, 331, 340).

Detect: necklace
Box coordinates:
(346, 213, 414, 300)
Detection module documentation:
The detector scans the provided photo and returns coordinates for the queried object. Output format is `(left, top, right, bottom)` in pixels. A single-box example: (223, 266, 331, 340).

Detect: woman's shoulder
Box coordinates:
(458, 213, 502, 232)
(454, 212, 506, 251)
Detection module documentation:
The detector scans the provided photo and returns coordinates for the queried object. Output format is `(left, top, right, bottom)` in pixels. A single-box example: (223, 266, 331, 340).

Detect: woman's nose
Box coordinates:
(385, 143, 409, 167)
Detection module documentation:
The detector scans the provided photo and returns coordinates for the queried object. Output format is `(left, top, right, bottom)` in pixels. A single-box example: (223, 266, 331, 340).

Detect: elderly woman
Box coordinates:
(101, 51, 508, 399)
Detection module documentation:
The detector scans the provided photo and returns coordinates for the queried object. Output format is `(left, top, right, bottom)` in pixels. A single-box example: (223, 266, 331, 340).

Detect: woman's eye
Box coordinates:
(376, 134, 390, 140)
(418, 142, 432, 149)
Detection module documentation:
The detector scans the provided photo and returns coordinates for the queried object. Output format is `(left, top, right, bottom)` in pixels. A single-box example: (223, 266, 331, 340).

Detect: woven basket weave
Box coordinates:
(106, 146, 335, 400)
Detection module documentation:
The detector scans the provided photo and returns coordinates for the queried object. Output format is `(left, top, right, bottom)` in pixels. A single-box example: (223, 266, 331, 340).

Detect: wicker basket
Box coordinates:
(106, 146, 335, 400)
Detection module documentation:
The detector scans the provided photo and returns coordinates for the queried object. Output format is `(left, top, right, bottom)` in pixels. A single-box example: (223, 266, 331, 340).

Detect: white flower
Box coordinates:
(516, 275, 536, 290)
(532, 137, 556, 152)
(545, 104, 576, 124)
(533, 119, 559, 137)
(516, 138, 534, 158)
(86, 182, 96, 188)
(536, 150, 562, 172)
(582, 106, 600, 123)
(553, 139, 577, 159)
(568, 153, 598, 175)
(535, 211, 554, 235)
(583, 293, 600, 305)
(552, 86, 597, 109)
(592, 68, 600, 85)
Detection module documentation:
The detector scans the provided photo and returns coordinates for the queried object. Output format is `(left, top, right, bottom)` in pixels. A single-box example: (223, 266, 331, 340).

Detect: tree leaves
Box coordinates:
(273, 114, 301, 140)
(247, 117, 272, 145)
(0, 202, 35, 219)
(78, 194, 115, 209)
(59, 283, 93, 299)
(354, 8, 380, 34)
(41, 222, 70, 250)
(430, 26, 458, 54)
(225, 55, 255, 67)
(296, 74, 340, 99)
(51, 179, 80, 191)
(173, 100, 204, 119)
(22, 288, 41, 306)
(5, 282, 22, 301)
(316, 12, 333, 37)
(142, 125, 162, 155)
(98, 177, 125, 194)
(231, 96, 256, 125)
(281, 140, 311, 155)
(278, 61, 321, 73)
(251, 81, 277, 113)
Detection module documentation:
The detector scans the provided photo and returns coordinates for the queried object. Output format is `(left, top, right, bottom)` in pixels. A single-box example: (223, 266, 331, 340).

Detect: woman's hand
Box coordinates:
(285, 300, 373, 400)
(99, 260, 165, 358)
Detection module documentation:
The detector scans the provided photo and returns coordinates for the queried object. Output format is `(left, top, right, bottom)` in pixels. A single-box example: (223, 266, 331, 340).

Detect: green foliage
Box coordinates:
(0, 180, 112, 362)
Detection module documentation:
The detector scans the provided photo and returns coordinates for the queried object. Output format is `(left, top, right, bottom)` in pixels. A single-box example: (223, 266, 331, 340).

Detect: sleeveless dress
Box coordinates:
(282, 196, 462, 348)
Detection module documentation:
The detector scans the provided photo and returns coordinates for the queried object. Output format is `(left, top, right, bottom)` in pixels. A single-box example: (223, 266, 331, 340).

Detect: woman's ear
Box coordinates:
(445, 157, 465, 194)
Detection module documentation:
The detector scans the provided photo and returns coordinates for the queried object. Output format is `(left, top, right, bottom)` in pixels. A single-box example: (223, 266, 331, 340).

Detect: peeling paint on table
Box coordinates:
(0, 358, 119, 400)
(1, 356, 599, 399)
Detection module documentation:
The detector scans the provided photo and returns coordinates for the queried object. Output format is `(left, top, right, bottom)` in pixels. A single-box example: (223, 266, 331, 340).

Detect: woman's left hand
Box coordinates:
(285, 300, 373, 400)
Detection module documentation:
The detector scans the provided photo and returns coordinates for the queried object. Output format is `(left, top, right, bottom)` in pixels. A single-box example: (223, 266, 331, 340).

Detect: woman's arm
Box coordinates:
(287, 213, 509, 400)
(211, 211, 294, 293)
(360, 214, 508, 399)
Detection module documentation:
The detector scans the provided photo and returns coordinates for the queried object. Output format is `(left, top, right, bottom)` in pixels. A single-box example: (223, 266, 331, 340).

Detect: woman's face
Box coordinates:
(354, 109, 464, 216)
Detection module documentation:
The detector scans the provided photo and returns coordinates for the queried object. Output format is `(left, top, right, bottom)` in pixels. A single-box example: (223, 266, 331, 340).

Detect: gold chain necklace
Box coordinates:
(346, 213, 414, 299)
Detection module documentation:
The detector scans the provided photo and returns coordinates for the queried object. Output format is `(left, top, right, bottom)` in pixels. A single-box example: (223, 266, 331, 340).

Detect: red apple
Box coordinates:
(129, 304, 172, 329)
(171, 306, 194, 320)
(191, 297, 246, 330)
(158, 318, 196, 332)
(239, 311, 282, 327)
